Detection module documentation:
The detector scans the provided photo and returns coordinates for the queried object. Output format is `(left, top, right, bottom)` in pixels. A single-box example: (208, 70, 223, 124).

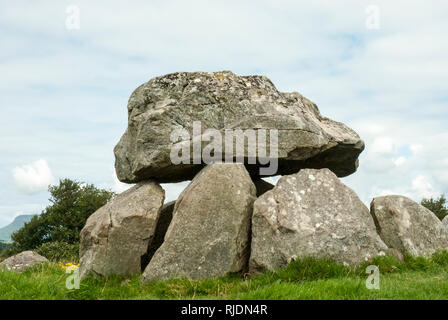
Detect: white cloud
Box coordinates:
(359, 174, 439, 205)
(410, 144, 423, 155)
(361, 124, 385, 136)
(394, 157, 407, 167)
(412, 175, 437, 199)
(12, 159, 54, 194)
(371, 137, 394, 154)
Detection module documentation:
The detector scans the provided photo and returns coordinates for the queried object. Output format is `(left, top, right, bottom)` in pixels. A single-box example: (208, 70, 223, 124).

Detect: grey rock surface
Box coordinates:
(143, 163, 256, 281)
(370, 195, 448, 257)
(79, 181, 164, 278)
(0, 251, 48, 273)
(115, 71, 364, 183)
(249, 169, 387, 272)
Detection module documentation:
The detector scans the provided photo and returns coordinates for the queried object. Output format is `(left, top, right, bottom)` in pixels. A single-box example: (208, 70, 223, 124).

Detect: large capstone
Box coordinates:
(249, 169, 388, 272)
(142, 163, 256, 281)
(370, 195, 448, 257)
(114, 71, 364, 183)
(79, 181, 164, 279)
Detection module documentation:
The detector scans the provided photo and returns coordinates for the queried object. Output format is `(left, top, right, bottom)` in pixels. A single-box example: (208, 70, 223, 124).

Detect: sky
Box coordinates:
(1, 0, 447, 227)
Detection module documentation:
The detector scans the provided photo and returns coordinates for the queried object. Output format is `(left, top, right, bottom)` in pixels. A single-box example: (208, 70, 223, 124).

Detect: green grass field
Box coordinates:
(1, 252, 448, 300)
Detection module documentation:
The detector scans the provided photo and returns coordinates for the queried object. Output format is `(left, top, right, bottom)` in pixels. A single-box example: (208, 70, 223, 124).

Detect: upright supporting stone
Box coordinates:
(114, 71, 364, 183)
(249, 169, 388, 272)
(370, 195, 448, 257)
(143, 163, 256, 281)
(79, 181, 164, 279)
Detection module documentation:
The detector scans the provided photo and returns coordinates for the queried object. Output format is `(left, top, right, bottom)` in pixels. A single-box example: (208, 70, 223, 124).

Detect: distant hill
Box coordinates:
(0, 215, 36, 242)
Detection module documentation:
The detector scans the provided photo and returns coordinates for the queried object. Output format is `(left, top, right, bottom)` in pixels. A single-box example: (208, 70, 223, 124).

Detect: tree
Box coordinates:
(421, 194, 448, 221)
(0, 241, 12, 252)
(11, 179, 115, 252)
(0, 241, 13, 261)
(10, 215, 49, 252)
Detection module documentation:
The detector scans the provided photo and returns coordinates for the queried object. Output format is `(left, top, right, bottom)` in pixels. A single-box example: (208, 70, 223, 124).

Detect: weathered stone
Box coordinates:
(370, 195, 448, 257)
(79, 181, 164, 279)
(249, 169, 387, 272)
(253, 178, 275, 197)
(0, 251, 48, 273)
(143, 163, 256, 281)
(114, 71, 364, 183)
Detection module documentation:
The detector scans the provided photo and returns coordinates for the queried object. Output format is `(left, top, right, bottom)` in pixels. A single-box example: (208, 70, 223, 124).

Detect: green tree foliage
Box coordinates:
(11, 179, 115, 253)
(421, 194, 448, 221)
(0, 241, 12, 252)
(0, 242, 13, 261)
(36, 241, 80, 263)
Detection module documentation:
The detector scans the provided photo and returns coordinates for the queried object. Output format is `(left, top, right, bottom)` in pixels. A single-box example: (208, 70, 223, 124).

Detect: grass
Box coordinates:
(1, 252, 448, 300)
